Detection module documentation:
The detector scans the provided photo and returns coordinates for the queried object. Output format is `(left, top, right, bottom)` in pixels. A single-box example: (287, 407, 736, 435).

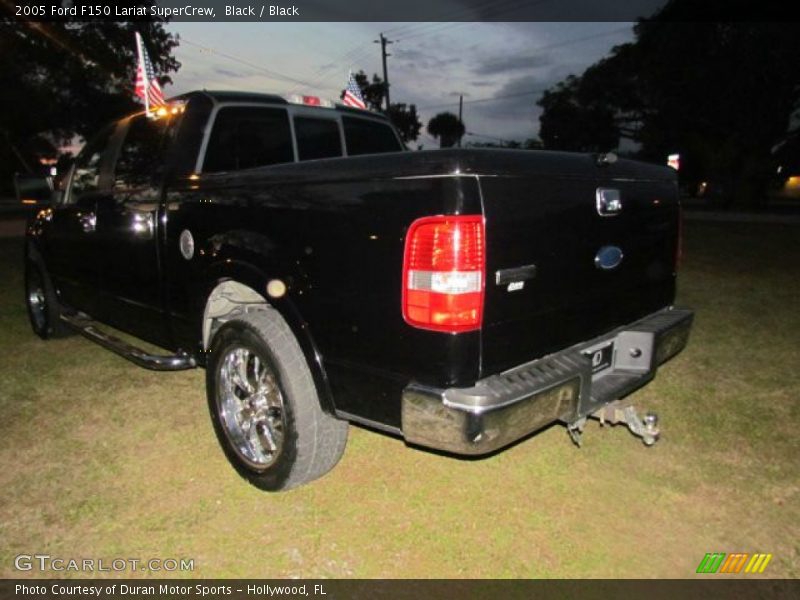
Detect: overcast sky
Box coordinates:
(166, 22, 637, 147)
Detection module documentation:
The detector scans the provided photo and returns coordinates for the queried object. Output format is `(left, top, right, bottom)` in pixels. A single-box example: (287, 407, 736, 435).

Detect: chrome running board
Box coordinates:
(60, 313, 197, 371)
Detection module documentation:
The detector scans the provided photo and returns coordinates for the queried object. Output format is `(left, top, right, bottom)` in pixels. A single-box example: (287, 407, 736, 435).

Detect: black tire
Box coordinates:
(206, 309, 348, 491)
(25, 258, 71, 340)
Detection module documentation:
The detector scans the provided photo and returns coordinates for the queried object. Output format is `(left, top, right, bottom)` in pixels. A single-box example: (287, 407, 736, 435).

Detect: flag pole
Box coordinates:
(135, 32, 149, 115)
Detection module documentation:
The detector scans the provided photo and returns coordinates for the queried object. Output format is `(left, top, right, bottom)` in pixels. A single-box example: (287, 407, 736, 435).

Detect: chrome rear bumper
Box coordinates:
(401, 307, 693, 455)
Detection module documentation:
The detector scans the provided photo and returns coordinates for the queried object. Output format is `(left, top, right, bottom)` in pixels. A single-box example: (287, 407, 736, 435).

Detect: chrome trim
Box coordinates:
(26, 267, 46, 331)
(594, 245, 624, 270)
(401, 307, 693, 455)
(217, 346, 286, 469)
(179, 229, 195, 260)
(596, 187, 622, 216)
(495, 264, 537, 286)
(393, 174, 488, 180)
(60, 313, 197, 371)
(335, 410, 403, 436)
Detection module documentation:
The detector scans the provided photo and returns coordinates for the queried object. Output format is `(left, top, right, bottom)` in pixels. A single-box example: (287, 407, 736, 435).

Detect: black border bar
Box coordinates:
(5, 0, 798, 23)
(2, 579, 799, 600)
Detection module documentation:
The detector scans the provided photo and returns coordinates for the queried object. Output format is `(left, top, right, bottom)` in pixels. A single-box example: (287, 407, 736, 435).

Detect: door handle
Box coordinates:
(78, 212, 96, 233)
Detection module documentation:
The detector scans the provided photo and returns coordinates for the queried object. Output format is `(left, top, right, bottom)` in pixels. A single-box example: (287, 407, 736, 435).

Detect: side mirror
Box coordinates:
(13, 173, 55, 207)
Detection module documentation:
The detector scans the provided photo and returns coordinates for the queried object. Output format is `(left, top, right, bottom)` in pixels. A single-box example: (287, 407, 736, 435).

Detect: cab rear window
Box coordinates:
(204, 107, 294, 172)
(294, 117, 342, 161)
(343, 117, 403, 155)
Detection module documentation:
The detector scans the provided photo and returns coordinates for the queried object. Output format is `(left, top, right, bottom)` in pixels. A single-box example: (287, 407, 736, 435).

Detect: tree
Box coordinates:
(341, 71, 422, 144)
(0, 9, 179, 193)
(387, 103, 422, 144)
(427, 112, 465, 148)
(536, 0, 800, 205)
(537, 75, 620, 152)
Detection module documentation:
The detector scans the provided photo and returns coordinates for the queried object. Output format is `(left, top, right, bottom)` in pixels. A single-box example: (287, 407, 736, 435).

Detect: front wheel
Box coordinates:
(25, 258, 71, 339)
(206, 309, 348, 491)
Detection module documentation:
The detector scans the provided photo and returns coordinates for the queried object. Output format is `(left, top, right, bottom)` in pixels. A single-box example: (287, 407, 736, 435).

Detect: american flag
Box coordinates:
(342, 72, 366, 109)
(134, 32, 165, 107)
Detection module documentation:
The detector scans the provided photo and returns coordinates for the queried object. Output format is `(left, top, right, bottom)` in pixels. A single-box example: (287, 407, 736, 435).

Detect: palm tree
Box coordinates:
(427, 112, 465, 148)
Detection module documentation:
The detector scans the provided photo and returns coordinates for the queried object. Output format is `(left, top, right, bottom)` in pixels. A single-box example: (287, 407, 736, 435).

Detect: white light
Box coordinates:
(408, 270, 481, 294)
(667, 153, 680, 170)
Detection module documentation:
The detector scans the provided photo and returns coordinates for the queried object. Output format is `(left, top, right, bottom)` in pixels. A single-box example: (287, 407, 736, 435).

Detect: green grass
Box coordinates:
(0, 221, 798, 578)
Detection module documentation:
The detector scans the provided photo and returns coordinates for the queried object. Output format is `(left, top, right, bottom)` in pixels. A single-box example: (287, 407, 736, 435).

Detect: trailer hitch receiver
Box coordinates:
(567, 402, 661, 447)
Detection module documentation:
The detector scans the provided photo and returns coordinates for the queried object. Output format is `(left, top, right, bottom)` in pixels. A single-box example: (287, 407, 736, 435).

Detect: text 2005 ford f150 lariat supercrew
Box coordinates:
(25, 91, 693, 491)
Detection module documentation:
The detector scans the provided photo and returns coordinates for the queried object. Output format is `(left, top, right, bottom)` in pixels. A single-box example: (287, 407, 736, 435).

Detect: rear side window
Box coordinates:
(114, 115, 174, 189)
(204, 107, 293, 172)
(343, 117, 402, 156)
(70, 124, 116, 198)
(294, 117, 342, 161)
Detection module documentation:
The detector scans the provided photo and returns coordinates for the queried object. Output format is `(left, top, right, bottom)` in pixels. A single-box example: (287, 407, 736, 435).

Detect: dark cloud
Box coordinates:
(463, 73, 567, 137)
(203, 0, 668, 20)
(468, 0, 666, 21)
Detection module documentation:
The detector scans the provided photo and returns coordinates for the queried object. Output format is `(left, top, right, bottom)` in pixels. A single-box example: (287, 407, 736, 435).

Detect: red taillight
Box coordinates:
(402, 215, 485, 333)
(302, 95, 321, 106)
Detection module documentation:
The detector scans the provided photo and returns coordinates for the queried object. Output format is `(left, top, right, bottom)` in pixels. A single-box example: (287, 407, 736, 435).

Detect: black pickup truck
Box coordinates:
(25, 91, 693, 491)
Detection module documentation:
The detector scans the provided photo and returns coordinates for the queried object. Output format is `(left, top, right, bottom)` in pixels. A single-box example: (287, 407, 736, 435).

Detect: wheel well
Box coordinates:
(202, 280, 269, 350)
(201, 278, 337, 416)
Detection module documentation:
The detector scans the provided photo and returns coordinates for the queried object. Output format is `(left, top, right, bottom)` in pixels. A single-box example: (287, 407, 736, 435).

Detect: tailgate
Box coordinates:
(479, 166, 679, 376)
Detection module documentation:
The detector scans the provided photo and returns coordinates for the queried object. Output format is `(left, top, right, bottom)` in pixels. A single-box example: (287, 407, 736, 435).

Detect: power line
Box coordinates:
(289, 39, 377, 94)
(396, 22, 465, 42)
(290, 39, 383, 94)
(419, 87, 548, 111)
(180, 37, 322, 91)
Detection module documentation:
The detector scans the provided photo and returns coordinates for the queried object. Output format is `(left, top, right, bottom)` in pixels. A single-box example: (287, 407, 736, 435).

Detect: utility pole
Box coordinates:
(374, 33, 393, 111)
(458, 94, 464, 148)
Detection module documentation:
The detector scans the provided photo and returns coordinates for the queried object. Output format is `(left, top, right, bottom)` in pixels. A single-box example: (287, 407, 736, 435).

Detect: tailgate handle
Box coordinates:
(596, 188, 622, 216)
(496, 264, 537, 286)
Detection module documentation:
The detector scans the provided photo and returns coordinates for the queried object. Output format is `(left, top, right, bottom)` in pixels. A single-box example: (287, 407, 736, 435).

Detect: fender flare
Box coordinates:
(198, 259, 337, 417)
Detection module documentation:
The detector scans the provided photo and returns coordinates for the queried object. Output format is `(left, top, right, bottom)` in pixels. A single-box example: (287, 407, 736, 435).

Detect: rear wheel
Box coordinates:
(25, 258, 71, 339)
(206, 309, 348, 491)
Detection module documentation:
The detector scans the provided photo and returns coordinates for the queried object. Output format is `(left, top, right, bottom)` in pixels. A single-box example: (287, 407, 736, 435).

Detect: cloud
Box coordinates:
(213, 66, 254, 79)
(473, 54, 553, 75)
(393, 47, 462, 71)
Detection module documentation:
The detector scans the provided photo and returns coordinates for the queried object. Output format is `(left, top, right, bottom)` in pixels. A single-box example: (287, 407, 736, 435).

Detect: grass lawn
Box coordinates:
(0, 220, 798, 578)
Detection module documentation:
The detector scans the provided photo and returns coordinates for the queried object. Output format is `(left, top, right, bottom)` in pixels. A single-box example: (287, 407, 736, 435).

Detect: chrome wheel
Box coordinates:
(217, 347, 286, 469)
(27, 267, 47, 332)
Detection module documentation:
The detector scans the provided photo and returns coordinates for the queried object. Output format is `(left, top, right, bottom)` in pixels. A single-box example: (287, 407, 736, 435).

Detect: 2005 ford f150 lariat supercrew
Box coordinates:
(25, 91, 693, 491)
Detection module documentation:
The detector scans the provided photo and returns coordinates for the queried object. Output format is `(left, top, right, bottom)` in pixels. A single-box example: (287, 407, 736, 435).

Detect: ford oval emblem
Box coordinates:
(595, 245, 623, 270)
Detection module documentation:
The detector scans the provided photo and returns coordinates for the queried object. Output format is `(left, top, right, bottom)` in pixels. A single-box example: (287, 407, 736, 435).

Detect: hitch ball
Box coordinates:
(643, 412, 659, 436)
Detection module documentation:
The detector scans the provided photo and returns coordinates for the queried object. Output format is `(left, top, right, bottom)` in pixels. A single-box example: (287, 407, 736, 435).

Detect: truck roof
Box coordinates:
(173, 90, 390, 120)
